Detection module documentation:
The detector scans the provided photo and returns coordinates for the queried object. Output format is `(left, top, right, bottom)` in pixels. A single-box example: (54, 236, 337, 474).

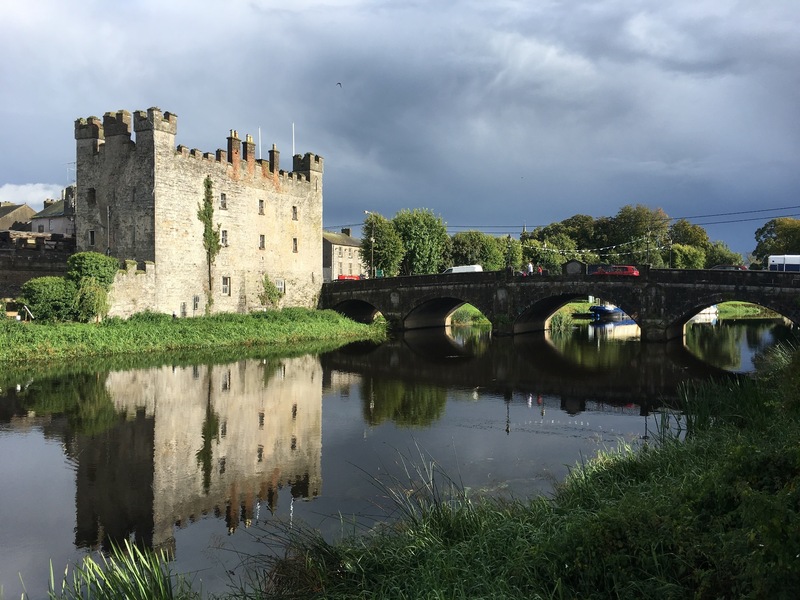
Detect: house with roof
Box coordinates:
(0, 203, 35, 231)
(323, 228, 364, 282)
(30, 186, 76, 237)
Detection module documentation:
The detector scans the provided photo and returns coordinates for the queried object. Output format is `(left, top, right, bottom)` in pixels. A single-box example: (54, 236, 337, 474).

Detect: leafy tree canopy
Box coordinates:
(66, 252, 119, 289)
(670, 243, 706, 270)
(392, 208, 449, 275)
(754, 218, 800, 264)
(19, 277, 77, 322)
(361, 212, 405, 277)
(450, 230, 504, 271)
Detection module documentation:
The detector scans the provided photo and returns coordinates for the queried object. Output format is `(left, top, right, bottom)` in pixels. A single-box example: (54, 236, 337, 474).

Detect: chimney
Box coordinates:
(341, 227, 351, 236)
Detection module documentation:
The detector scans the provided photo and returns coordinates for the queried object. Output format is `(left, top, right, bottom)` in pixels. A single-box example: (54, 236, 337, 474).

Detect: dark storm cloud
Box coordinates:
(1, 0, 798, 255)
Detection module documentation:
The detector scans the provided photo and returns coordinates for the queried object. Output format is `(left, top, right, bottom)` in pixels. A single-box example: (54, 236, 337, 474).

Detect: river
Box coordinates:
(0, 317, 793, 598)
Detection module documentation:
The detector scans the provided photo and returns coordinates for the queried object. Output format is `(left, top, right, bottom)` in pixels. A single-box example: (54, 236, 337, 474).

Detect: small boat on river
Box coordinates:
(589, 303, 625, 321)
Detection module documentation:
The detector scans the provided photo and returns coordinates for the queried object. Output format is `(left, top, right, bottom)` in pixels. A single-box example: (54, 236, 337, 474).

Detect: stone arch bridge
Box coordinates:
(318, 266, 800, 342)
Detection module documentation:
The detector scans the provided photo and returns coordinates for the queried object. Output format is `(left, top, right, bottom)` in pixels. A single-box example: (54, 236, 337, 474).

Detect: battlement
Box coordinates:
(293, 153, 324, 173)
(104, 110, 132, 137)
(134, 107, 178, 134)
(74, 116, 104, 140)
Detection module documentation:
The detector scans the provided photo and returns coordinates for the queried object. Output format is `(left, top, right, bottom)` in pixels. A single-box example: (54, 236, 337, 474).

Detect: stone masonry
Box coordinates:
(74, 107, 323, 317)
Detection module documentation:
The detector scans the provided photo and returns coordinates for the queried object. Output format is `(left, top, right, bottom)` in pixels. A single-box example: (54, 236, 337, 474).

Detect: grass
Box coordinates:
(0, 308, 386, 365)
(717, 301, 779, 319)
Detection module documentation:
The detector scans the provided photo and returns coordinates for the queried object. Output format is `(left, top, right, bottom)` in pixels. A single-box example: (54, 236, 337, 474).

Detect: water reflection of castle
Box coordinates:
(73, 356, 322, 555)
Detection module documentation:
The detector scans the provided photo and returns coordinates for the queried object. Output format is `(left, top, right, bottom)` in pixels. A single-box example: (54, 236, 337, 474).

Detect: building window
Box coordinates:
(221, 230, 228, 247)
(292, 404, 297, 420)
(275, 278, 285, 294)
(220, 193, 227, 210)
(258, 412, 265, 429)
(220, 420, 227, 438)
(218, 457, 226, 474)
(348, 248, 353, 258)
(293, 238, 298, 253)
(337, 247, 342, 257)
(259, 234, 265, 250)
(292, 206, 298, 220)
(258, 199, 264, 214)
(88, 230, 95, 246)
(291, 436, 297, 451)
(37, 225, 44, 233)
(180, 302, 187, 318)
(221, 369, 231, 391)
(87, 188, 96, 207)
(257, 445, 264, 463)
(193, 295, 200, 312)
(222, 276, 231, 296)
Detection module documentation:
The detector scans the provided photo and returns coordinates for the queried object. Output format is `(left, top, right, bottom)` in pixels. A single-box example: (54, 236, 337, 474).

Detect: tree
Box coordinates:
(450, 231, 504, 271)
(669, 219, 710, 250)
(392, 208, 449, 276)
(67, 252, 120, 288)
(670, 243, 706, 269)
(606, 204, 669, 266)
(197, 176, 221, 312)
(522, 233, 584, 273)
(753, 217, 800, 265)
(361, 212, 404, 277)
(705, 241, 744, 269)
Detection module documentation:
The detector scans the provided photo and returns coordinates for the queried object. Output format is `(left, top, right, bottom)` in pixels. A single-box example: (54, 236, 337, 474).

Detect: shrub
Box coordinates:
(66, 252, 120, 289)
(19, 277, 77, 322)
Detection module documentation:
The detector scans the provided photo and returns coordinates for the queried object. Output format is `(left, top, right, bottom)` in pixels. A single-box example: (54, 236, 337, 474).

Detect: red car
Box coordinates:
(592, 265, 640, 276)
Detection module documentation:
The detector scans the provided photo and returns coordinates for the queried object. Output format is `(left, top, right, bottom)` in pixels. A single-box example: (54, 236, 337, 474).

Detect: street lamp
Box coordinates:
(364, 210, 375, 279)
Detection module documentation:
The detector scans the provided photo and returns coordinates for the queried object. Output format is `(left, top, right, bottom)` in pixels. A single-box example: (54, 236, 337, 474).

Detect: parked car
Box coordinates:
(592, 265, 640, 277)
(710, 264, 748, 271)
(336, 274, 362, 281)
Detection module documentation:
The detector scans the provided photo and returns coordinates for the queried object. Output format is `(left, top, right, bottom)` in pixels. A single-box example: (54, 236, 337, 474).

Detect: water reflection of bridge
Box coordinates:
(321, 330, 735, 414)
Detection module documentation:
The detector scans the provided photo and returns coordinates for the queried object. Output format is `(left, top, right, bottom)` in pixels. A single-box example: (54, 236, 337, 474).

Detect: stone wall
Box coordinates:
(107, 260, 157, 318)
(0, 251, 69, 298)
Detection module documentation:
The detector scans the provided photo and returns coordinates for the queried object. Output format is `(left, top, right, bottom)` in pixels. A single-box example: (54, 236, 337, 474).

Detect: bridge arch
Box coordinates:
(403, 294, 494, 330)
(327, 299, 382, 324)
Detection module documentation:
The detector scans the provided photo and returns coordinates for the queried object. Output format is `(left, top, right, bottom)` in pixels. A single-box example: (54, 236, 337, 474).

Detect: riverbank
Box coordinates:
(0, 308, 386, 365)
(250, 342, 800, 599)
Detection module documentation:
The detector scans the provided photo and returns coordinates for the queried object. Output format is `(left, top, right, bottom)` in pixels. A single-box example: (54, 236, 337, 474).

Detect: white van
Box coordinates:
(442, 265, 483, 274)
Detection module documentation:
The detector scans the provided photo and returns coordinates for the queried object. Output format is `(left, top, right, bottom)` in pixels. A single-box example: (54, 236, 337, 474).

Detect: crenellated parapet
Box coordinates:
(133, 107, 178, 134)
(74, 116, 104, 140)
(103, 110, 133, 138)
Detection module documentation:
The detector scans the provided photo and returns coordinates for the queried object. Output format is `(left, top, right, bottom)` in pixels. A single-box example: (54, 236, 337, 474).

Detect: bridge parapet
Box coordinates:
(319, 268, 800, 341)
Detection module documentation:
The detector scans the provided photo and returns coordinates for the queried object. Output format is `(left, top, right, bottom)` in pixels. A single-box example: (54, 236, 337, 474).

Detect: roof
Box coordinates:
(32, 199, 68, 219)
(0, 203, 34, 219)
(323, 231, 361, 247)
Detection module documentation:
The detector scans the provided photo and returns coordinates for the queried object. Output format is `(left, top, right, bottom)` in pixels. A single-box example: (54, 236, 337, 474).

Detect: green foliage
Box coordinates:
(1, 309, 386, 364)
(499, 235, 522, 270)
(197, 176, 221, 312)
(669, 242, 706, 269)
(258, 274, 284, 308)
(705, 240, 744, 268)
(48, 538, 198, 600)
(549, 310, 574, 333)
(392, 208, 449, 275)
(361, 212, 404, 277)
(449, 230, 504, 271)
(66, 252, 120, 289)
(74, 276, 110, 323)
(754, 217, 800, 264)
(669, 218, 710, 250)
(19, 277, 77, 322)
(363, 377, 447, 427)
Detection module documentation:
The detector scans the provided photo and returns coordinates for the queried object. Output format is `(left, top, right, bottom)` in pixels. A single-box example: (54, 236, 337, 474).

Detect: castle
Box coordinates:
(74, 107, 323, 317)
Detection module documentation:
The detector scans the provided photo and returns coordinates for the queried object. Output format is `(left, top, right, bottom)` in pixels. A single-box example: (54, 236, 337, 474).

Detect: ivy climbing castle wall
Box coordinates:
(74, 107, 323, 317)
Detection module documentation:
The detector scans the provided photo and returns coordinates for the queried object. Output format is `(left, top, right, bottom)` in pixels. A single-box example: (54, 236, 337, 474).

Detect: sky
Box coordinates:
(1, 0, 799, 258)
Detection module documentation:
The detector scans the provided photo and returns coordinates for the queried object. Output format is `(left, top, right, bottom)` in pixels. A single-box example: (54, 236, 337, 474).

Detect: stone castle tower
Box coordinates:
(74, 107, 323, 317)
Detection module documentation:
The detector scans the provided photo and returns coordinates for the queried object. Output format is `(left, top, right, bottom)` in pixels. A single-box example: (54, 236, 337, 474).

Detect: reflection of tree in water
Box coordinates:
(9, 372, 119, 436)
(196, 375, 220, 495)
(549, 329, 641, 371)
(685, 323, 743, 370)
(362, 378, 447, 427)
(449, 327, 491, 356)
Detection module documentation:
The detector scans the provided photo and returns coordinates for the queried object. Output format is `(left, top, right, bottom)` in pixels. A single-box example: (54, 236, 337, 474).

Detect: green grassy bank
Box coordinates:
(0, 308, 386, 365)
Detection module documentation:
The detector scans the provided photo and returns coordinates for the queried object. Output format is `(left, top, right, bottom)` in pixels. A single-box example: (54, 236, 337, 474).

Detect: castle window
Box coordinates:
(87, 188, 96, 207)
(292, 206, 298, 220)
(293, 238, 298, 253)
(222, 369, 231, 391)
(222, 276, 231, 296)
(258, 412, 265, 429)
(258, 199, 264, 215)
(180, 302, 187, 318)
(275, 278, 285, 294)
(88, 230, 95, 247)
(220, 420, 227, 438)
(257, 445, 264, 463)
(259, 234, 265, 250)
(221, 230, 228, 247)
(193, 295, 200, 312)
(220, 193, 227, 210)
